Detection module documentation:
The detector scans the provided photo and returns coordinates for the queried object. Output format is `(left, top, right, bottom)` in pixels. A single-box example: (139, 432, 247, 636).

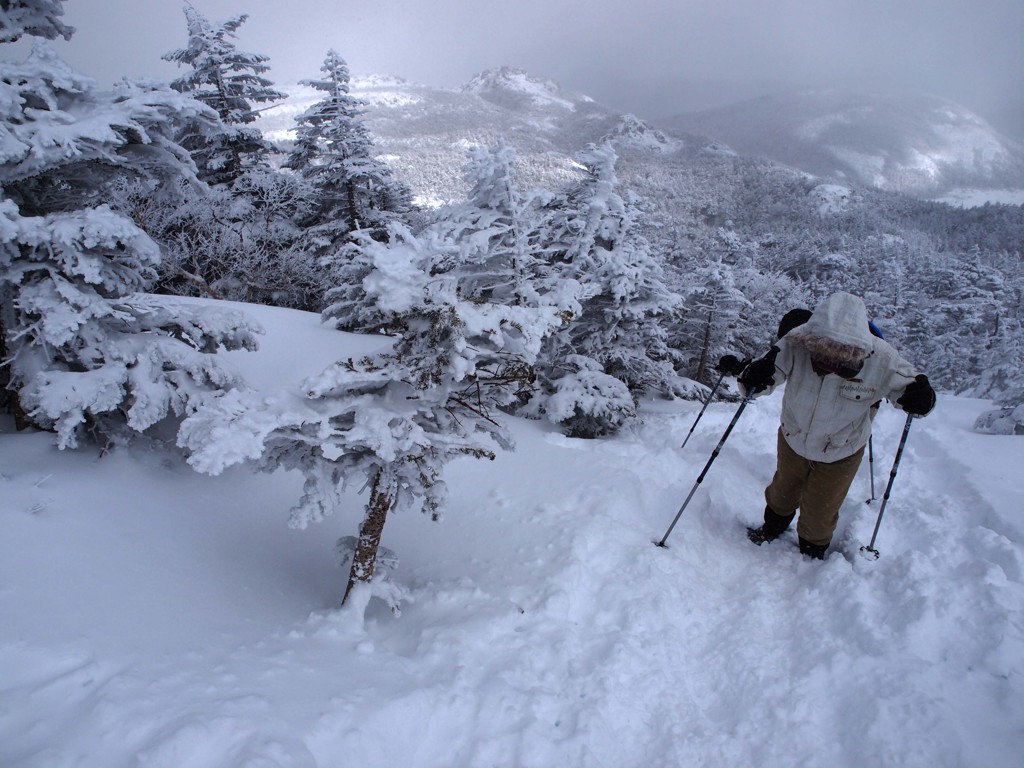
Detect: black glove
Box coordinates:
(715, 354, 749, 377)
(738, 347, 779, 394)
(776, 308, 812, 340)
(897, 374, 936, 416)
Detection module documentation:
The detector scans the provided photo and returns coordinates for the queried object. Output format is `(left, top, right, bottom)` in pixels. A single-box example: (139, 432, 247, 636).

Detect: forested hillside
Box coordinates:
(4, 3, 1023, 495)
(259, 69, 1024, 401)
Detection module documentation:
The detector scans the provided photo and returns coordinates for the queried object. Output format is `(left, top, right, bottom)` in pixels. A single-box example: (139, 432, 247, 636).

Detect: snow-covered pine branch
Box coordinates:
(1, 5, 261, 448)
(525, 142, 682, 436)
(0, 0, 72, 43)
(0, 43, 214, 208)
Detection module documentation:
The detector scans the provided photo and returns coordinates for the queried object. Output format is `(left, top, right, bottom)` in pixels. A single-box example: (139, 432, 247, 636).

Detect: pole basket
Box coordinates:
(859, 544, 880, 560)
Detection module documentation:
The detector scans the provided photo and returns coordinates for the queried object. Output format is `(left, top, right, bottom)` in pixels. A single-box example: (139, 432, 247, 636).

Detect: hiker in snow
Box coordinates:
(737, 292, 936, 559)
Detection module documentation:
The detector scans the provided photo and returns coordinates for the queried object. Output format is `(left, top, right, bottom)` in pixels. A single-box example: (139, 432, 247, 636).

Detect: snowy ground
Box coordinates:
(2, 302, 1022, 768)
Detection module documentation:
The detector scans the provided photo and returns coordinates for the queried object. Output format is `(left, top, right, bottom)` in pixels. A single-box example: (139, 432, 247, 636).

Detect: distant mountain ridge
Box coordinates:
(256, 68, 1024, 204)
(257, 67, 701, 205)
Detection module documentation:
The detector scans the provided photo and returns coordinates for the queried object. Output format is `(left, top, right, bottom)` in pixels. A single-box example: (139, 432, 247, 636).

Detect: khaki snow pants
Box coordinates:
(764, 429, 865, 547)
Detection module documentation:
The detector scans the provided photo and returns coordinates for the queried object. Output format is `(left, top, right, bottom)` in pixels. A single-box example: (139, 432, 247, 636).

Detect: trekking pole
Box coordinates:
(861, 414, 915, 559)
(865, 435, 877, 504)
(680, 372, 727, 449)
(656, 394, 753, 548)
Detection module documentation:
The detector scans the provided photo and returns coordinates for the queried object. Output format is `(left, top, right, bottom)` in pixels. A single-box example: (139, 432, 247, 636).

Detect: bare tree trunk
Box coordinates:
(341, 472, 393, 606)
(345, 179, 360, 234)
(0, 301, 28, 430)
(695, 308, 713, 384)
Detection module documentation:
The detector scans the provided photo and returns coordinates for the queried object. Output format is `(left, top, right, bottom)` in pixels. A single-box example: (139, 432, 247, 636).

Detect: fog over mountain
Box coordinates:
(664, 90, 1024, 198)
(46, 0, 1024, 143)
(258, 67, 1024, 203)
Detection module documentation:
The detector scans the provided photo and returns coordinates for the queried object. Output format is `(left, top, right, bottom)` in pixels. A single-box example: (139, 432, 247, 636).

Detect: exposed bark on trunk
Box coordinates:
(1, 305, 50, 433)
(695, 308, 713, 384)
(11, 395, 32, 432)
(341, 472, 393, 606)
(0, 311, 27, 429)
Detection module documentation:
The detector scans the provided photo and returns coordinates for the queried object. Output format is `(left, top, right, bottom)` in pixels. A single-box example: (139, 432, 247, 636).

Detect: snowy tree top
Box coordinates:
(162, 6, 284, 118)
(0, 0, 74, 43)
(300, 50, 354, 98)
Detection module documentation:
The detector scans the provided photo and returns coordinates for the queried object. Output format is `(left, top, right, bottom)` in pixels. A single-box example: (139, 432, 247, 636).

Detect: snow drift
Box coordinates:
(1, 300, 1022, 767)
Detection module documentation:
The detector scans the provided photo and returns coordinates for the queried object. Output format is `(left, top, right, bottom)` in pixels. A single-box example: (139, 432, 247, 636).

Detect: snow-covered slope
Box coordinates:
(2, 299, 1022, 767)
(664, 89, 1024, 197)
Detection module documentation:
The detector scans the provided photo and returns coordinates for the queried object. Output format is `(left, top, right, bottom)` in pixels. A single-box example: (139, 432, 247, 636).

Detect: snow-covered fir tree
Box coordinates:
(670, 254, 749, 385)
(0, 0, 71, 42)
(180, 220, 562, 609)
(895, 251, 1005, 392)
(334, 139, 578, 369)
(730, 267, 810, 351)
(291, 50, 413, 330)
(0, 2, 260, 448)
(664, 224, 810, 384)
(527, 143, 681, 437)
(324, 138, 572, 348)
(429, 139, 553, 308)
(163, 7, 283, 186)
(125, 9, 326, 310)
(288, 50, 411, 242)
(976, 308, 1024, 400)
(971, 279, 1024, 434)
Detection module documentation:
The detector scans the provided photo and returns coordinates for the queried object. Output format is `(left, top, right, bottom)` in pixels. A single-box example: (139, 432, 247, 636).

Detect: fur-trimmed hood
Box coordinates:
(755, 291, 922, 463)
(788, 292, 873, 366)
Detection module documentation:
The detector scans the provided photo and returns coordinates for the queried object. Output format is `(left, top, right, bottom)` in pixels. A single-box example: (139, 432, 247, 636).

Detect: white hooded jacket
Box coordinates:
(756, 292, 920, 463)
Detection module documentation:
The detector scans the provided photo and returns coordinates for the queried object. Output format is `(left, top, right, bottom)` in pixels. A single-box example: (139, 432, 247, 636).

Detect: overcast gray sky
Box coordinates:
(34, 0, 1024, 135)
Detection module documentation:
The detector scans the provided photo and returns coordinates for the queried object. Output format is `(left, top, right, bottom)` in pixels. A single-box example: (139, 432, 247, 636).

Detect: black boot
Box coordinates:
(798, 537, 828, 560)
(747, 506, 795, 545)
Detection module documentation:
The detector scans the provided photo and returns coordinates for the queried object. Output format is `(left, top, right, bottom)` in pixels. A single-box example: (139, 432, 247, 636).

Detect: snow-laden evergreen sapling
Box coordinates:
(180, 220, 562, 612)
(664, 229, 809, 387)
(288, 50, 411, 245)
(526, 142, 681, 437)
(293, 50, 413, 331)
(669, 254, 750, 386)
(947, 255, 1024, 433)
(322, 139, 559, 336)
(430, 139, 552, 308)
(0, 4, 260, 447)
(162, 6, 283, 186)
(973, 317, 1024, 434)
(909, 253, 1010, 391)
